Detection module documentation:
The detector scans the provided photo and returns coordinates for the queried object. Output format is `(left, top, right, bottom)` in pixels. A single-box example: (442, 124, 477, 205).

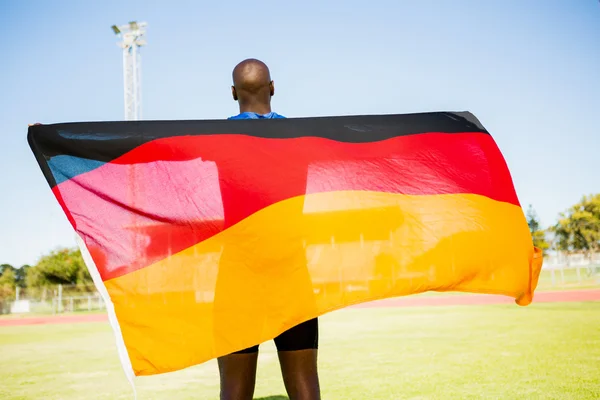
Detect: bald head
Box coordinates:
(231, 59, 275, 114)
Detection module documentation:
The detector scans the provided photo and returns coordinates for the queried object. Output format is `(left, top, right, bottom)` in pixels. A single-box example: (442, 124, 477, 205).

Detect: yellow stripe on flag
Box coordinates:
(104, 191, 541, 375)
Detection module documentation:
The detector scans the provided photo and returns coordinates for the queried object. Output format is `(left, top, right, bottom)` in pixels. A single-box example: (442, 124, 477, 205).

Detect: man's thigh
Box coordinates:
(274, 318, 319, 352)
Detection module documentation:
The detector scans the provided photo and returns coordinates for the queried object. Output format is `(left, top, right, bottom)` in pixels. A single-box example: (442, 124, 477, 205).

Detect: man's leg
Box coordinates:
(275, 318, 321, 400)
(218, 346, 259, 400)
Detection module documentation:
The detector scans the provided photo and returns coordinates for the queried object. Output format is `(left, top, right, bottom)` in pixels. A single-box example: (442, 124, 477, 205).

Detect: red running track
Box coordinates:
(0, 313, 108, 327)
(1, 289, 599, 327)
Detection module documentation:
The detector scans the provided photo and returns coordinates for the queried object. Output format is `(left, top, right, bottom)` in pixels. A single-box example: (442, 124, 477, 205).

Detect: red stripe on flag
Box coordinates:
(53, 132, 518, 280)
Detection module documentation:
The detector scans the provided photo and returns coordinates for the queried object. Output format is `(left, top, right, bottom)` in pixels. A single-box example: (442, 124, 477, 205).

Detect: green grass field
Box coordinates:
(1, 302, 599, 400)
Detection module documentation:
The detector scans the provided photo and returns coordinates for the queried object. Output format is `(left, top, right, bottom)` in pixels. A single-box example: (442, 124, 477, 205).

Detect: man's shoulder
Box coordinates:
(266, 112, 286, 119)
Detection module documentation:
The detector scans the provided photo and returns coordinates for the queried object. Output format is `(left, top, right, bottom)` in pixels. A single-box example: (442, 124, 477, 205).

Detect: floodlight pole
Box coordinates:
(111, 22, 147, 121)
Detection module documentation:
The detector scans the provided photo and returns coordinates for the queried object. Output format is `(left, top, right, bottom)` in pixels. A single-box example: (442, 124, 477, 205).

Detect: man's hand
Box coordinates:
(28, 123, 42, 127)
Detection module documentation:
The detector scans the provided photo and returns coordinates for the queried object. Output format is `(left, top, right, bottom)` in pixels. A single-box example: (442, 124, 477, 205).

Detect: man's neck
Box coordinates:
(238, 102, 272, 115)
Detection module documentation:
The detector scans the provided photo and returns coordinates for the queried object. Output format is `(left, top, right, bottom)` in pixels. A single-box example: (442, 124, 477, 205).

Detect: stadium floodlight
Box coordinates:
(111, 21, 148, 121)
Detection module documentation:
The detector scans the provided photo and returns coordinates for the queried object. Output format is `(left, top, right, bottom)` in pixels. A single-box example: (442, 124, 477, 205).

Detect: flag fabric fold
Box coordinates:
(28, 112, 543, 376)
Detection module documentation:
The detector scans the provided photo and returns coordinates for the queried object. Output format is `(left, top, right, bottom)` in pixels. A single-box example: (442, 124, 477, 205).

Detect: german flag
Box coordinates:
(28, 112, 543, 377)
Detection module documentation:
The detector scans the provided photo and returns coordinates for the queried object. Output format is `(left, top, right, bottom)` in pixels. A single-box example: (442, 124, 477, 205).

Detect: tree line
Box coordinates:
(0, 248, 92, 302)
(1, 193, 598, 302)
(527, 193, 600, 258)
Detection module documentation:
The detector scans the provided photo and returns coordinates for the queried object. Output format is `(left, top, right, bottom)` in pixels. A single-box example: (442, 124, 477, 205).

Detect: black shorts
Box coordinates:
(233, 318, 319, 354)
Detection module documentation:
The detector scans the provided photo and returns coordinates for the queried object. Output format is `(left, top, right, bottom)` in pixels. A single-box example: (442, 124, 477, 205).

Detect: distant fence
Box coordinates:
(0, 284, 105, 315)
(538, 252, 600, 289)
(544, 252, 600, 269)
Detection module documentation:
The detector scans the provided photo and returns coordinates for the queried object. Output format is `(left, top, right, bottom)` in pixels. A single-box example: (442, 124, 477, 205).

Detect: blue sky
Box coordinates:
(0, 0, 599, 267)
